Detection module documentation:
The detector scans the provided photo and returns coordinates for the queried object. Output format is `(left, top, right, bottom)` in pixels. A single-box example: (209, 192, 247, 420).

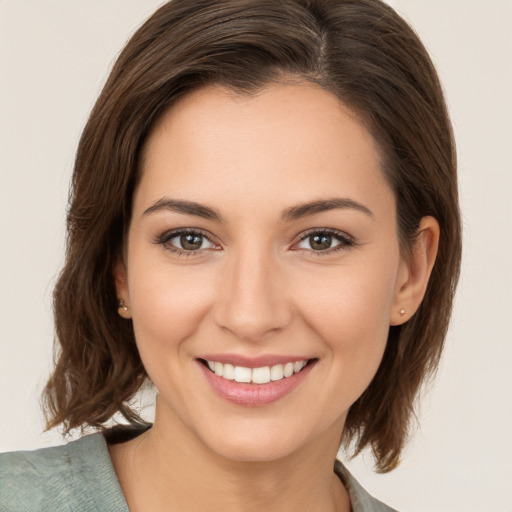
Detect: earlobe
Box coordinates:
(114, 260, 132, 319)
(390, 216, 440, 326)
(117, 298, 131, 319)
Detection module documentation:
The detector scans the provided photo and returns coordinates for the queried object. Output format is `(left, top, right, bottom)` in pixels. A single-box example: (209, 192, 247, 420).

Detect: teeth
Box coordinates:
(294, 361, 305, 372)
(205, 359, 308, 384)
(283, 362, 294, 378)
(252, 366, 271, 384)
(234, 366, 252, 383)
(270, 364, 284, 381)
(223, 363, 235, 380)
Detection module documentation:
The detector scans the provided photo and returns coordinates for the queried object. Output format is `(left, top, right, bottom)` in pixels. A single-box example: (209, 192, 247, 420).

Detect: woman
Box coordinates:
(0, 0, 461, 511)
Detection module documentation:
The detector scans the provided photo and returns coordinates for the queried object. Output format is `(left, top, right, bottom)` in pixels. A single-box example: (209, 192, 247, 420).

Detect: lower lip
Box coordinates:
(198, 360, 315, 407)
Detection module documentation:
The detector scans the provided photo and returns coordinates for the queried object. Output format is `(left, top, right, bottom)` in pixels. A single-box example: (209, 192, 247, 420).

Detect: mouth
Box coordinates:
(201, 358, 311, 385)
(197, 355, 317, 406)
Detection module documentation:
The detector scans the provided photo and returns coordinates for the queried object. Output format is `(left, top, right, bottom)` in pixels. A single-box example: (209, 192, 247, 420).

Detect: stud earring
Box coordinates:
(118, 299, 129, 316)
(399, 308, 406, 316)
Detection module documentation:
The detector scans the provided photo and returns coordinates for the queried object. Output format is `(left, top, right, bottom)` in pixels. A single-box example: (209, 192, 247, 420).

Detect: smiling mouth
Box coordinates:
(201, 359, 312, 385)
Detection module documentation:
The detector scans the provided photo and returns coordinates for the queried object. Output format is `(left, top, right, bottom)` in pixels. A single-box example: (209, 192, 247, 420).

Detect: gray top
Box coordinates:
(0, 431, 397, 511)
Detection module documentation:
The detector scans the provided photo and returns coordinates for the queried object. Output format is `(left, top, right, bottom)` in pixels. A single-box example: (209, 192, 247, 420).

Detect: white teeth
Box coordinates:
(223, 363, 235, 380)
(270, 364, 284, 381)
(205, 359, 309, 384)
(283, 362, 294, 377)
(294, 360, 306, 373)
(234, 366, 252, 383)
(251, 366, 271, 384)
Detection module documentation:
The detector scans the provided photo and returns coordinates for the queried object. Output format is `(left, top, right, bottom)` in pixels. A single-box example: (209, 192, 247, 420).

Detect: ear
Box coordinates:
(390, 216, 440, 326)
(114, 259, 131, 319)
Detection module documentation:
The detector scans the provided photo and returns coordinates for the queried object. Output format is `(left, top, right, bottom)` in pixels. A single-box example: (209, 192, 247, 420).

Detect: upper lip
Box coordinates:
(198, 354, 313, 368)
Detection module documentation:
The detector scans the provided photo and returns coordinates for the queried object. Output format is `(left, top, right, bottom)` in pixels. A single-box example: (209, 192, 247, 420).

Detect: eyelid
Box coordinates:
(292, 228, 356, 254)
(154, 227, 356, 257)
(155, 227, 221, 255)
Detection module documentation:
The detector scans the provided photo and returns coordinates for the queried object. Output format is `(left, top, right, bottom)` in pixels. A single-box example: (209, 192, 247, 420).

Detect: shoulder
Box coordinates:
(335, 460, 399, 512)
(0, 441, 72, 511)
(0, 433, 128, 512)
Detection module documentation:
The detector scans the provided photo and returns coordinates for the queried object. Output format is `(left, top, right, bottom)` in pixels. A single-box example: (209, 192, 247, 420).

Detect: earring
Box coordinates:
(118, 299, 129, 316)
(399, 308, 406, 316)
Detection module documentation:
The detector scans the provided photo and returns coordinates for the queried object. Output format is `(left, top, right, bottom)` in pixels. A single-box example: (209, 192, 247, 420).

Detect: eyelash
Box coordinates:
(296, 228, 356, 256)
(156, 228, 219, 257)
(155, 228, 356, 257)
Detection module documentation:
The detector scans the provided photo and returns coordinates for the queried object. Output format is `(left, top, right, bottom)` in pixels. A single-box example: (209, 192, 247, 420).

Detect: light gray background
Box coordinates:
(1, 1, 511, 511)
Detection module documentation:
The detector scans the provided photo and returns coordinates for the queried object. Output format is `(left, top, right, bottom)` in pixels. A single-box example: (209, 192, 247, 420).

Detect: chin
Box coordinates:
(193, 415, 324, 464)
(208, 434, 304, 463)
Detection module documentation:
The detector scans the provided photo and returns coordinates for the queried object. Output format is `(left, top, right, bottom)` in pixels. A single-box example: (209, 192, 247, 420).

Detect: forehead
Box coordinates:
(136, 82, 393, 217)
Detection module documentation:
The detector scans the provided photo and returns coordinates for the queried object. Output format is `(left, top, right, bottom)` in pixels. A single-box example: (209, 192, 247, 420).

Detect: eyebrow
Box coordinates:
(143, 198, 224, 221)
(281, 198, 374, 221)
(142, 196, 373, 222)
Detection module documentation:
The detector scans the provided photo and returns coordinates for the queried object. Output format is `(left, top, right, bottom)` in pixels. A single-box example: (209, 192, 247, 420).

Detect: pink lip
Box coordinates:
(200, 353, 310, 368)
(197, 359, 316, 407)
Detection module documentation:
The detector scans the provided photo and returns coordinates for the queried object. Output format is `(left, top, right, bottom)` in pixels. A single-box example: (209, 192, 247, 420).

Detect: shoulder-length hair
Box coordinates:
(44, 0, 461, 472)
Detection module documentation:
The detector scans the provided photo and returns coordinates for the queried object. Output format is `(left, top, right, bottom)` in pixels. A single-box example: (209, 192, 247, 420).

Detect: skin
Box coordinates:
(111, 82, 439, 512)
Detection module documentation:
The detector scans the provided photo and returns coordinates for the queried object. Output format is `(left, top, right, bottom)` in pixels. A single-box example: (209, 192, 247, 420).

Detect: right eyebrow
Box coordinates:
(281, 197, 374, 221)
(142, 198, 224, 222)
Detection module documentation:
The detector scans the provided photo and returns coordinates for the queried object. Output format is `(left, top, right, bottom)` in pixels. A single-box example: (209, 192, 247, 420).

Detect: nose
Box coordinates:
(213, 247, 293, 342)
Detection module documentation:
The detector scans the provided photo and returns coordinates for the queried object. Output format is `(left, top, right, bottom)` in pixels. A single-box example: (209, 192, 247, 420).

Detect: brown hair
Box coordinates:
(43, 0, 461, 472)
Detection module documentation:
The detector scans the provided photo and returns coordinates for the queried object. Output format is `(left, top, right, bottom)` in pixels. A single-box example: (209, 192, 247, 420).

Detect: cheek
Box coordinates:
(293, 259, 398, 377)
(127, 260, 215, 353)
(298, 262, 396, 334)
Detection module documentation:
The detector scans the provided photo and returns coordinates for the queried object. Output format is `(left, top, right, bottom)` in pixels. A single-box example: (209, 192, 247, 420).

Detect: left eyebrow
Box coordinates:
(281, 198, 374, 221)
(143, 198, 224, 221)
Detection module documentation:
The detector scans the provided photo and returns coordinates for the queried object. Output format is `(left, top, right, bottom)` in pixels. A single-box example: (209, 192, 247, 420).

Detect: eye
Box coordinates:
(295, 229, 354, 253)
(158, 229, 217, 254)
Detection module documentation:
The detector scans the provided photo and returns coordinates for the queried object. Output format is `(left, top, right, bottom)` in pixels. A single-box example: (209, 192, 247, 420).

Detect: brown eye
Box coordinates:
(309, 234, 333, 251)
(296, 230, 354, 253)
(180, 233, 204, 251)
(298, 233, 340, 251)
(160, 230, 216, 253)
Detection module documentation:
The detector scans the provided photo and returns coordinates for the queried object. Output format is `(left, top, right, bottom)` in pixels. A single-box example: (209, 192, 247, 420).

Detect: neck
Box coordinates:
(109, 399, 350, 512)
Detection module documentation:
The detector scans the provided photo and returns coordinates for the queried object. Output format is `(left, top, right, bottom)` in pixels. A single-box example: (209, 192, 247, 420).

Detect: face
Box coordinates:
(116, 83, 410, 462)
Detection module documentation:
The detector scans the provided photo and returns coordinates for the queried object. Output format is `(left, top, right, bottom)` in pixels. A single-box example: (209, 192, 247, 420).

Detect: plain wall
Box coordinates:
(1, 1, 511, 511)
